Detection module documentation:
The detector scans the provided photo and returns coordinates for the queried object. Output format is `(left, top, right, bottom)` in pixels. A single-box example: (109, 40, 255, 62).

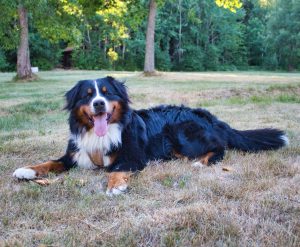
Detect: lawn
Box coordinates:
(0, 70, 299, 246)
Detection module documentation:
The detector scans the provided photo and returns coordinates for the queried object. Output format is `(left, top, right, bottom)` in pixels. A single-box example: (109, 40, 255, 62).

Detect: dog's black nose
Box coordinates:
(93, 100, 105, 109)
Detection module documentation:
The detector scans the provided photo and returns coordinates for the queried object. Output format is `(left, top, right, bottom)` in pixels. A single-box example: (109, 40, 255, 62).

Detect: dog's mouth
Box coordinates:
(85, 108, 115, 137)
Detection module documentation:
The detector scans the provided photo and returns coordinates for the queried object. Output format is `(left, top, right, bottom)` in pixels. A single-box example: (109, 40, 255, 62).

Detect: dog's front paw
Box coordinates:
(106, 172, 131, 196)
(106, 184, 128, 196)
(13, 167, 37, 180)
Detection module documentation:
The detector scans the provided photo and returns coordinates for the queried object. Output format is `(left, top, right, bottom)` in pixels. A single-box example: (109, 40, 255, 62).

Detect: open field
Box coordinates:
(0, 70, 299, 246)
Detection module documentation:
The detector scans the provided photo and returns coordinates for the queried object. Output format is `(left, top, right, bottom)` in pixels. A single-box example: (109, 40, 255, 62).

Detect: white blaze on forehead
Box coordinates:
(90, 80, 110, 114)
(94, 80, 100, 96)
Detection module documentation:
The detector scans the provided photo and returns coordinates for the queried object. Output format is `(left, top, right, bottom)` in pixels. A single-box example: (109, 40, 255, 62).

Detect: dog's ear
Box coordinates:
(64, 81, 83, 110)
(106, 76, 131, 103)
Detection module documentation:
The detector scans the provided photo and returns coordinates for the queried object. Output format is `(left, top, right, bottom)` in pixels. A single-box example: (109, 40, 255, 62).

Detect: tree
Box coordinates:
(0, 0, 81, 81)
(152, 0, 246, 71)
(144, 0, 157, 75)
(243, 0, 268, 67)
(70, 0, 145, 70)
(265, 0, 300, 70)
(16, 3, 32, 80)
(143, 0, 243, 75)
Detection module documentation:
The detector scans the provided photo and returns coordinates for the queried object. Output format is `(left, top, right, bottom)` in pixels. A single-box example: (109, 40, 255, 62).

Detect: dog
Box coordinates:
(13, 76, 289, 195)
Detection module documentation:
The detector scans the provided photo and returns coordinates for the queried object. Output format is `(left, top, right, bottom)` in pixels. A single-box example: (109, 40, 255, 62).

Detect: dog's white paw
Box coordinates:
(192, 161, 205, 168)
(13, 167, 36, 179)
(106, 184, 128, 196)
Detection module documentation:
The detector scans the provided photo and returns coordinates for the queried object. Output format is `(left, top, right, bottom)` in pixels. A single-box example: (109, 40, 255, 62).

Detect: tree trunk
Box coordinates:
(17, 4, 33, 80)
(178, 0, 182, 62)
(143, 0, 157, 75)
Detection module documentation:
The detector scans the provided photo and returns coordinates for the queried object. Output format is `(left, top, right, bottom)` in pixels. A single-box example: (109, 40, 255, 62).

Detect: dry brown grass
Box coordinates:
(0, 71, 299, 246)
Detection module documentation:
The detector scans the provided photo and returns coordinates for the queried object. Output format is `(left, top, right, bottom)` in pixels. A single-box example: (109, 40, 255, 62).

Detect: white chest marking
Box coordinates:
(72, 123, 122, 169)
(103, 155, 111, 167)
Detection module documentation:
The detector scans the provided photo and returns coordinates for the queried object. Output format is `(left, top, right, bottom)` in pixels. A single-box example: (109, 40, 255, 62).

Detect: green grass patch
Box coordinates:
(276, 94, 300, 103)
(7, 100, 62, 115)
(200, 93, 300, 107)
(266, 83, 300, 91)
(0, 113, 31, 131)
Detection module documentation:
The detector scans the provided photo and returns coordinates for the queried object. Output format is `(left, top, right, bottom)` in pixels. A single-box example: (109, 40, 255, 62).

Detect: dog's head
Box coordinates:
(65, 76, 129, 136)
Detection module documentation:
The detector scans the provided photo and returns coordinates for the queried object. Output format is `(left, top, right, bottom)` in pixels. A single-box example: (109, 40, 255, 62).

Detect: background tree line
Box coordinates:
(0, 0, 299, 76)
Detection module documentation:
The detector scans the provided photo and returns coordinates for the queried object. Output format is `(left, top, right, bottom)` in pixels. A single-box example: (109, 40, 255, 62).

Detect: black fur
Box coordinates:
(60, 77, 288, 173)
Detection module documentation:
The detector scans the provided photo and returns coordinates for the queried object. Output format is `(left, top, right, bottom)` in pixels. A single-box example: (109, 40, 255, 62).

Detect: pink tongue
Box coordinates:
(93, 113, 108, 137)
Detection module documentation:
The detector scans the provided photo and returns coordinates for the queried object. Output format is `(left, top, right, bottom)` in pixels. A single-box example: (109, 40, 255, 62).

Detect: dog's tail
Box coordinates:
(227, 128, 288, 152)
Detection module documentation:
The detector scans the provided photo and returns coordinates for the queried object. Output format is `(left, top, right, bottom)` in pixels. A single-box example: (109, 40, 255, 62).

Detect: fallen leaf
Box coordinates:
(222, 166, 234, 172)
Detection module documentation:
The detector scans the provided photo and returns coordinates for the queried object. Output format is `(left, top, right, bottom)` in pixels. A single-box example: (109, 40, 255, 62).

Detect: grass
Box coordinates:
(0, 70, 299, 246)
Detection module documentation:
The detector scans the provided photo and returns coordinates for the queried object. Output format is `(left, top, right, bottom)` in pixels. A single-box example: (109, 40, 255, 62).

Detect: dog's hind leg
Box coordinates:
(166, 121, 226, 165)
(199, 150, 225, 165)
(174, 149, 224, 165)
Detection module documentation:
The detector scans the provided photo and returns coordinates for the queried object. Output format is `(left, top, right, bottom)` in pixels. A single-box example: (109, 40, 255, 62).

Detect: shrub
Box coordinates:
(72, 47, 110, 70)
(0, 49, 8, 71)
(177, 46, 205, 71)
(30, 33, 61, 70)
(263, 53, 278, 70)
(204, 45, 219, 71)
(156, 49, 172, 71)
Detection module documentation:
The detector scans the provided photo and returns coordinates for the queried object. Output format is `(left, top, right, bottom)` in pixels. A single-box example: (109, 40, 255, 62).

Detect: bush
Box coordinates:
(203, 45, 219, 71)
(0, 49, 8, 71)
(176, 46, 205, 71)
(72, 47, 110, 70)
(118, 38, 146, 71)
(263, 53, 278, 70)
(30, 33, 61, 70)
(156, 49, 172, 71)
(116, 56, 142, 71)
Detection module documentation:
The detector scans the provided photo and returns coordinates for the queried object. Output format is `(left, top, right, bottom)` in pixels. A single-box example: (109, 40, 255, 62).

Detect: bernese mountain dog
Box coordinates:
(13, 76, 289, 195)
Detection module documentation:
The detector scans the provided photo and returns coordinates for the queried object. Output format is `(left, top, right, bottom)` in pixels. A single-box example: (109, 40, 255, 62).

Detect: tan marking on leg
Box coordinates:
(199, 152, 214, 165)
(173, 150, 189, 162)
(107, 172, 131, 190)
(26, 161, 65, 176)
(88, 150, 104, 167)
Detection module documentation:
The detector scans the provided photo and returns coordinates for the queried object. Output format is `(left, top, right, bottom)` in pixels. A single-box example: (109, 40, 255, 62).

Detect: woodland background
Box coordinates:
(1, 1, 300, 245)
(0, 0, 299, 74)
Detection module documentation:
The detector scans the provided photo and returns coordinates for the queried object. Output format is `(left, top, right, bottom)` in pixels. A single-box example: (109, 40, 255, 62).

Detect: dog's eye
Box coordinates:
(87, 88, 93, 97)
(102, 86, 107, 94)
(101, 86, 114, 96)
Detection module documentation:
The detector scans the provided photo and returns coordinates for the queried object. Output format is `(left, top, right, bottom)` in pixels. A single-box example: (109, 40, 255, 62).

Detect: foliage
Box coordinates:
(72, 46, 110, 70)
(30, 33, 62, 70)
(0, 0, 298, 72)
(0, 49, 8, 71)
(264, 0, 300, 70)
(107, 48, 118, 62)
(215, 0, 243, 12)
(0, 0, 82, 50)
